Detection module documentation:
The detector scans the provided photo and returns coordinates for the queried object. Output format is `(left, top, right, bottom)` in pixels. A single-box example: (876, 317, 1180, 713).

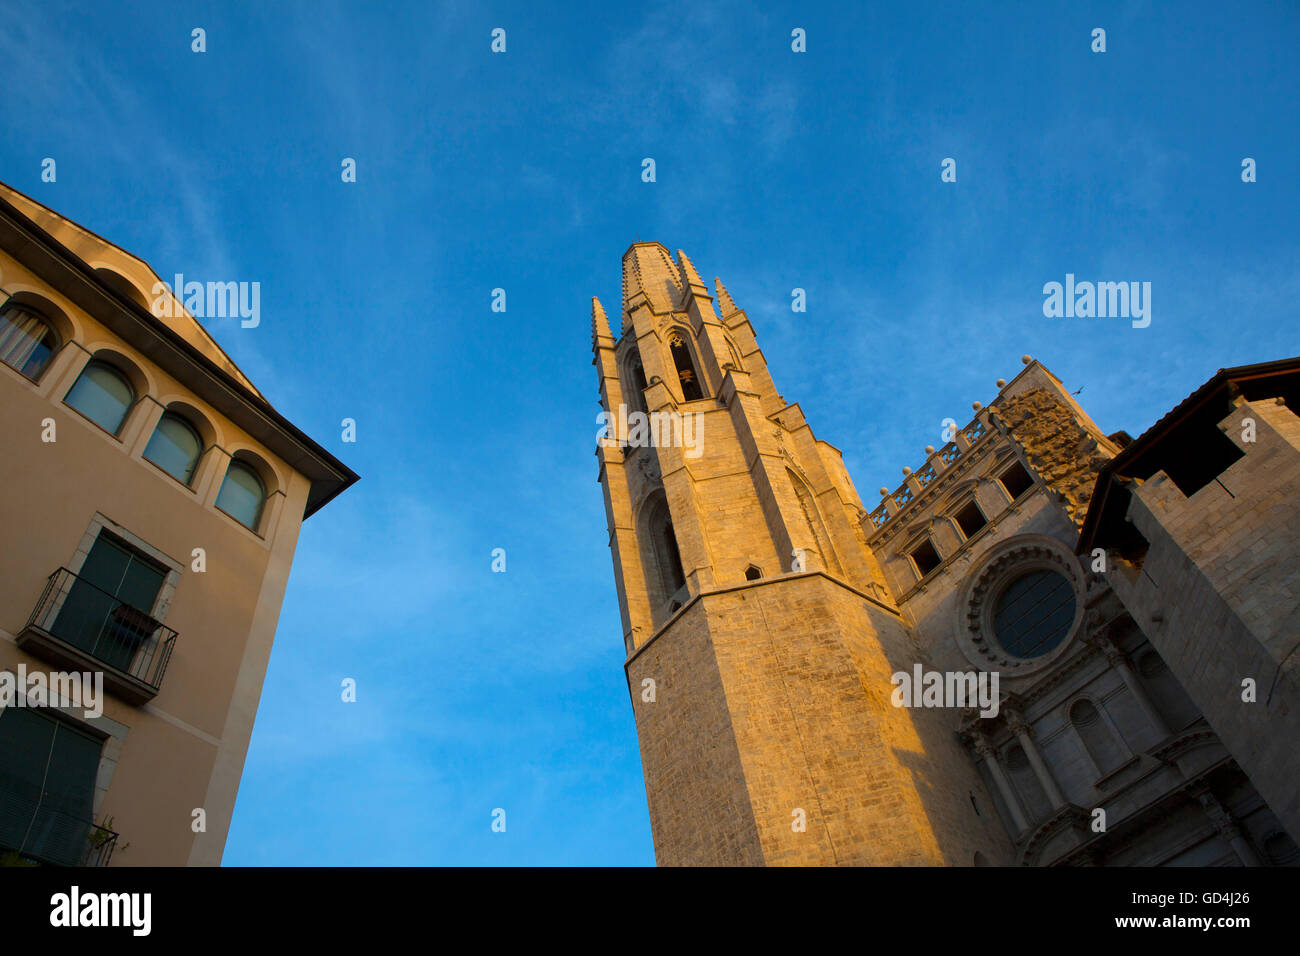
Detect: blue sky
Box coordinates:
(1, 0, 1296, 865)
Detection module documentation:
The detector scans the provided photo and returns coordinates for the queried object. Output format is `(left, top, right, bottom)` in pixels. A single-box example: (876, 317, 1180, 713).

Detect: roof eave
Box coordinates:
(1077, 357, 1300, 554)
(0, 194, 358, 519)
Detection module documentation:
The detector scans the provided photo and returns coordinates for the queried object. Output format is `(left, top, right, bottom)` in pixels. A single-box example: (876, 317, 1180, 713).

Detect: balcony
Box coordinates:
(0, 789, 118, 867)
(17, 568, 177, 705)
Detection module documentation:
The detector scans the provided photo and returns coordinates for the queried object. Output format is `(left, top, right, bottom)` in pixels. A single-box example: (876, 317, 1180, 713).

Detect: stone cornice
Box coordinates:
(623, 569, 900, 667)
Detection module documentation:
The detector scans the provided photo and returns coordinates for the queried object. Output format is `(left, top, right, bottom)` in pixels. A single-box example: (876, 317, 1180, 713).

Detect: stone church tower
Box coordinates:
(592, 242, 1300, 867)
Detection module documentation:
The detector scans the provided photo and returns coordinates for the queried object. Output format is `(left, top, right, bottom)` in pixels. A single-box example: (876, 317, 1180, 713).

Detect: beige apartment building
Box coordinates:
(0, 183, 356, 866)
(595, 241, 1299, 866)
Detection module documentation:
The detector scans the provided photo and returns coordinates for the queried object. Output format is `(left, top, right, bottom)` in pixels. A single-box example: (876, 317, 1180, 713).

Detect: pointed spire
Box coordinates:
(623, 242, 681, 318)
(620, 255, 635, 335)
(714, 277, 738, 317)
(592, 296, 612, 347)
(677, 249, 706, 291)
(621, 250, 640, 314)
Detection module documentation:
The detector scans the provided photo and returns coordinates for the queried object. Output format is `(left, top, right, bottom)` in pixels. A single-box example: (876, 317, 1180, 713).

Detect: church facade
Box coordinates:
(592, 241, 1300, 866)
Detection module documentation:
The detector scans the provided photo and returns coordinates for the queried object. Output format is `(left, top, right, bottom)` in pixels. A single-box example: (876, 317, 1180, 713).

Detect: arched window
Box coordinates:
(640, 491, 688, 622)
(1070, 699, 1124, 775)
(789, 468, 843, 577)
(216, 459, 266, 531)
(642, 493, 686, 605)
(65, 360, 135, 435)
(1263, 831, 1300, 866)
(144, 412, 204, 485)
(724, 335, 744, 371)
(659, 515, 686, 595)
(668, 331, 704, 401)
(627, 355, 648, 414)
(992, 570, 1075, 658)
(0, 301, 59, 380)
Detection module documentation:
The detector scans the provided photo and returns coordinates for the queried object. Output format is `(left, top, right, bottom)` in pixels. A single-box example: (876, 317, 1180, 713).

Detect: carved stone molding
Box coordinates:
(1086, 632, 1127, 668)
(771, 425, 794, 464)
(1004, 709, 1031, 737)
(635, 451, 662, 486)
(1017, 805, 1092, 866)
(989, 387, 1113, 530)
(954, 534, 1087, 678)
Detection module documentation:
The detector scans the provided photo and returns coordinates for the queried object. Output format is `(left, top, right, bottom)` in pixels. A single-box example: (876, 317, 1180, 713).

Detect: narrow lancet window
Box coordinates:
(669, 332, 704, 401)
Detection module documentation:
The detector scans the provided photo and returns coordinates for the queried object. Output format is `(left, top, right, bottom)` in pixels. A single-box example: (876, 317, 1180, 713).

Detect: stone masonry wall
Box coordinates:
(1108, 397, 1300, 839)
(992, 387, 1112, 529)
(625, 598, 765, 865)
(627, 573, 1015, 865)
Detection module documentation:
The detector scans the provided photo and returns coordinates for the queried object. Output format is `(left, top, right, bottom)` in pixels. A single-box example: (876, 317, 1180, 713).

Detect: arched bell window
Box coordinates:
(144, 412, 204, 485)
(65, 360, 135, 436)
(668, 331, 704, 402)
(0, 301, 59, 380)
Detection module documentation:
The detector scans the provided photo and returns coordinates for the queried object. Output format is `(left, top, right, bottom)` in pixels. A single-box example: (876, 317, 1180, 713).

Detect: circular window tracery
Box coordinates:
(992, 569, 1076, 658)
(955, 537, 1085, 675)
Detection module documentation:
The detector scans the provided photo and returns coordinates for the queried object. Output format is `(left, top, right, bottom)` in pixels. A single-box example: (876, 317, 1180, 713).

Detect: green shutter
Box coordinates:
(54, 534, 166, 673)
(0, 707, 102, 865)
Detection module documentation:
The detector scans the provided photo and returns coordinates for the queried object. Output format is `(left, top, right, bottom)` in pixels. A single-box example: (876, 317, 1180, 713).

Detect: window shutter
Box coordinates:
(0, 708, 102, 865)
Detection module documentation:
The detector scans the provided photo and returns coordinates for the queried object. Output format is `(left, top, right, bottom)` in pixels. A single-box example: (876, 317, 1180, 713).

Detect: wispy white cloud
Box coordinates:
(591, 3, 802, 165)
(0, 3, 293, 397)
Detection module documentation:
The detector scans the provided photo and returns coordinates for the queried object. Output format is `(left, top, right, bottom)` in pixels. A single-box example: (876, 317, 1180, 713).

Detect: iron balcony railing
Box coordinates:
(22, 567, 177, 699)
(0, 785, 118, 867)
(84, 822, 119, 867)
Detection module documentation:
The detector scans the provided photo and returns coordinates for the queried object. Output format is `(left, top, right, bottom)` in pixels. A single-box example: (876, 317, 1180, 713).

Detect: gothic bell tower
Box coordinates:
(592, 242, 1012, 865)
